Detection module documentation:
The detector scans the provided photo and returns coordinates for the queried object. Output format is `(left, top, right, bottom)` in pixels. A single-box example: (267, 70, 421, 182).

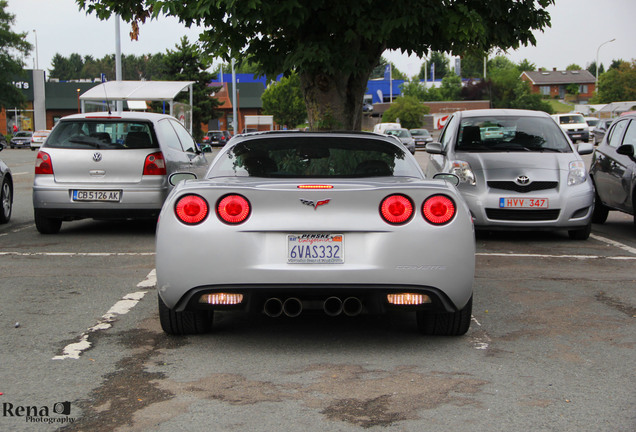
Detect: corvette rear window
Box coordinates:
(209, 136, 422, 178)
(45, 120, 158, 150)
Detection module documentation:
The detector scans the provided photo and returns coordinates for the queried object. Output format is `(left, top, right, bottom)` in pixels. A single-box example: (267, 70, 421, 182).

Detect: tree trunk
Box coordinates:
(299, 61, 378, 131)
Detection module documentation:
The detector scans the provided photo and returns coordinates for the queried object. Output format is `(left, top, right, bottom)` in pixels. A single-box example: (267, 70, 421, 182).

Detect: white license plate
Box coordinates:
(499, 198, 549, 208)
(72, 190, 121, 202)
(288, 234, 344, 264)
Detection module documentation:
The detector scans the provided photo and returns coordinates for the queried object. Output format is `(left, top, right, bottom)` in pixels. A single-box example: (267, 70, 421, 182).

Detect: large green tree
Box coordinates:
(381, 95, 429, 129)
(0, 0, 32, 110)
(262, 72, 307, 128)
(78, 0, 554, 130)
(593, 60, 636, 104)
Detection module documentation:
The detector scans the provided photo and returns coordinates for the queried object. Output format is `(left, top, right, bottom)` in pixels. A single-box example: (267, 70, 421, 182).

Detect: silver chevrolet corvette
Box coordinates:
(156, 131, 475, 336)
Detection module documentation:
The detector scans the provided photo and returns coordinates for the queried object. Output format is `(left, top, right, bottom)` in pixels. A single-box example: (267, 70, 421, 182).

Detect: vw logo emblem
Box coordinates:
(515, 175, 530, 185)
(93, 152, 102, 162)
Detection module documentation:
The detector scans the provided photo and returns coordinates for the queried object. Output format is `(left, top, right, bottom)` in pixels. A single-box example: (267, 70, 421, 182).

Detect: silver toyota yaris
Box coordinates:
(425, 109, 595, 240)
(156, 131, 475, 336)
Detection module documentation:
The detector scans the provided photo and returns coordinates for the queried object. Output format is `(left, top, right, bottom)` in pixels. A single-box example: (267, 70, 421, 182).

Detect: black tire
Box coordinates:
(34, 210, 62, 234)
(568, 222, 592, 240)
(591, 192, 610, 224)
(417, 295, 472, 336)
(0, 179, 12, 224)
(158, 294, 213, 335)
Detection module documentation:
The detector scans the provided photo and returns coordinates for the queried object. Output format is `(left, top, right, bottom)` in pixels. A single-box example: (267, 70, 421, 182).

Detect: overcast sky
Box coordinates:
(7, 0, 635, 79)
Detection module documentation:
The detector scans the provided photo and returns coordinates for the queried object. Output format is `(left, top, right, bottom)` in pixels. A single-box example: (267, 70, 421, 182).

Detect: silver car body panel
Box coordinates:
(156, 132, 475, 313)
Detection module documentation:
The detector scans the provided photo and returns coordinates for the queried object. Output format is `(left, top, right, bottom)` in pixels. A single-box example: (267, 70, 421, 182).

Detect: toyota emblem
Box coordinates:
(515, 175, 530, 185)
(93, 152, 102, 162)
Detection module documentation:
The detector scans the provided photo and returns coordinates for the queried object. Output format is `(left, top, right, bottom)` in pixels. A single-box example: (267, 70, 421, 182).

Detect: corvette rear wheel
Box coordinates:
(158, 294, 213, 335)
(417, 296, 472, 336)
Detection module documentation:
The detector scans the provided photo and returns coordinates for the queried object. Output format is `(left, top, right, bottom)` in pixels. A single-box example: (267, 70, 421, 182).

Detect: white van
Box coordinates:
(373, 122, 401, 134)
(551, 113, 589, 143)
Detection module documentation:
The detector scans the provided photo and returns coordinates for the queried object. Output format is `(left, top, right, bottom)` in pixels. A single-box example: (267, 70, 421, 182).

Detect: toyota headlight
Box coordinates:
(568, 160, 587, 186)
(450, 160, 476, 186)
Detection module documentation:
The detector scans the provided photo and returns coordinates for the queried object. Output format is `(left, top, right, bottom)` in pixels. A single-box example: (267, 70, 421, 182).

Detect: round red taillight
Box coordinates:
(175, 195, 209, 225)
(380, 194, 414, 225)
(217, 194, 251, 224)
(423, 195, 456, 225)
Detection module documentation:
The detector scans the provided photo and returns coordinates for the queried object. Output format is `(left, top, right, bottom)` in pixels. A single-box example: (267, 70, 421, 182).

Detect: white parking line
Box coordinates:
(476, 252, 636, 260)
(590, 233, 636, 255)
(0, 251, 155, 256)
(52, 270, 156, 360)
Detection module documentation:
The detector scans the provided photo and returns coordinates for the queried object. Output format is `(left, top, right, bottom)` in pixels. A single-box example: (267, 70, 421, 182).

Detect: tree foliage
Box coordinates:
(0, 0, 32, 109)
(381, 96, 429, 129)
(78, 0, 554, 130)
(369, 57, 408, 80)
(261, 71, 307, 128)
(593, 60, 636, 104)
(418, 51, 451, 80)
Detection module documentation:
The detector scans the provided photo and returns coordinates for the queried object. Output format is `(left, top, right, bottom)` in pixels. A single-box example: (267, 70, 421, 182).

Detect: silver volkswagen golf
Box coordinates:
(32, 111, 208, 234)
(425, 109, 595, 239)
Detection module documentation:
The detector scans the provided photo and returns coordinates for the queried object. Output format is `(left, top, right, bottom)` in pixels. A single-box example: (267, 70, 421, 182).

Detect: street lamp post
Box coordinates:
(32, 29, 39, 70)
(595, 38, 615, 93)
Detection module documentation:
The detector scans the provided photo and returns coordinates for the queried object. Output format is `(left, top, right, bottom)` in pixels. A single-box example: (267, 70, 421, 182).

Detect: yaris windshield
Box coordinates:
(456, 116, 572, 153)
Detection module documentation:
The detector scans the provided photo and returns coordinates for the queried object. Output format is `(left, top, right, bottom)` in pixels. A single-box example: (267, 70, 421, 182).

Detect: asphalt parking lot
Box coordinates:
(0, 147, 634, 432)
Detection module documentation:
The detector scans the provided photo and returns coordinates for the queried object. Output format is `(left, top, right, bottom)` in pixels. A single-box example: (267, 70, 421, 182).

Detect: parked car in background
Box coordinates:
(30, 130, 51, 151)
(222, 130, 232, 141)
(384, 128, 415, 154)
(425, 109, 595, 239)
(584, 117, 599, 140)
(410, 128, 433, 150)
(201, 130, 227, 148)
(0, 151, 12, 224)
(156, 131, 475, 336)
(10, 131, 33, 149)
(373, 122, 401, 134)
(0, 134, 7, 150)
(592, 118, 614, 145)
(590, 114, 636, 228)
(32, 111, 208, 234)
(551, 113, 589, 143)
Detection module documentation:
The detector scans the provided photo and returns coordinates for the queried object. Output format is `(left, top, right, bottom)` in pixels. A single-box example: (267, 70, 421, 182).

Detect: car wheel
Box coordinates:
(34, 210, 62, 234)
(416, 295, 472, 336)
(591, 192, 609, 224)
(158, 294, 213, 335)
(568, 222, 592, 240)
(0, 179, 12, 224)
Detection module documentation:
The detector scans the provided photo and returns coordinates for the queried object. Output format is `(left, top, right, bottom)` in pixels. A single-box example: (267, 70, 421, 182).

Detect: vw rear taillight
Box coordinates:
(217, 194, 251, 224)
(35, 151, 54, 175)
(380, 194, 414, 225)
(175, 195, 209, 225)
(143, 152, 166, 175)
(423, 195, 456, 225)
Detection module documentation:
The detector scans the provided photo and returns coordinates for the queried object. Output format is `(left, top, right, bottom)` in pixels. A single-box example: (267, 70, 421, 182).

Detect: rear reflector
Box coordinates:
(35, 151, 54, 175)
(199, 293, 244, 305)
(175, 194, 209, 224)
(387, 293, 431, 305)
(380, 194, 414, 225)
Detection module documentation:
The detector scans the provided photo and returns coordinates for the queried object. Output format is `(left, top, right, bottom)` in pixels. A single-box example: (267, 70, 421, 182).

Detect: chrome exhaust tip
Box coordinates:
(264, 298, 283, 318)
(342, 297, 363, 316)
(282, 297, 303, 317)
(323, 296, 343, 316)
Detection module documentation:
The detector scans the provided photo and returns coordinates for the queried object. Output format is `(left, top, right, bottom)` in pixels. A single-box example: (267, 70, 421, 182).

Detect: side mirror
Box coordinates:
(169, 172, 197, 186)
(425, 142, 444, 155)
(433, 173, 460, 186)
(576, 142, 594, 155)
(616, 144, 635, 159)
